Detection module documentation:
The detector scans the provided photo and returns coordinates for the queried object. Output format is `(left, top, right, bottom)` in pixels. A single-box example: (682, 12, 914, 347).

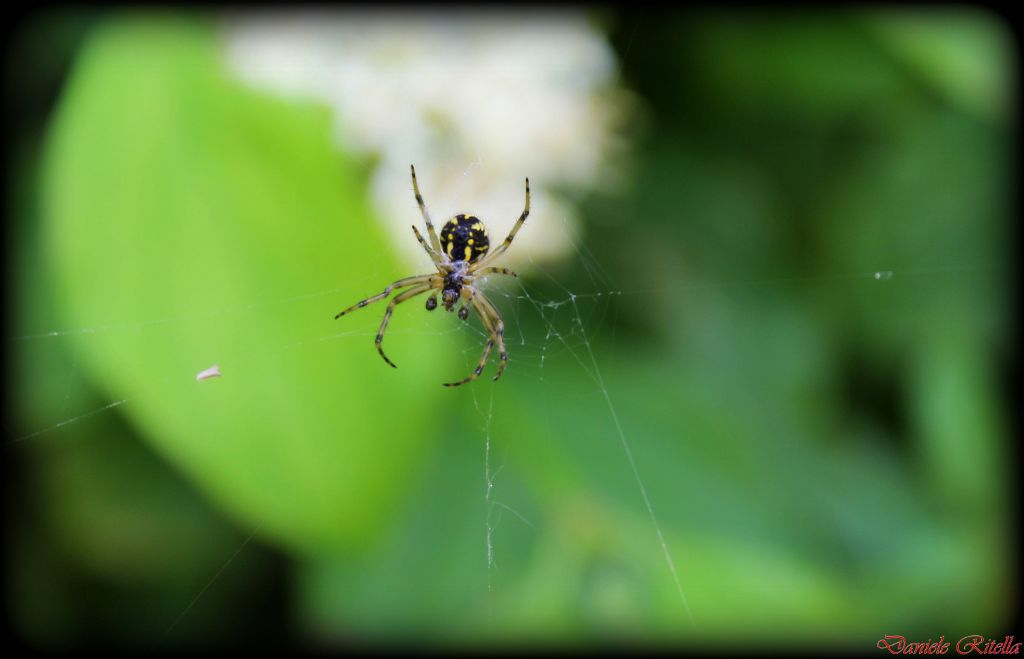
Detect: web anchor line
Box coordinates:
(508, 259, 697, 626)
(571, 291, 696, 626)
(153, 521, 265, 648)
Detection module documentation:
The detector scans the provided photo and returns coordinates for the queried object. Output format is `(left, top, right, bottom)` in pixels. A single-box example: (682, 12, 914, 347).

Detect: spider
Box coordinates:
(334, 165, 529, 387)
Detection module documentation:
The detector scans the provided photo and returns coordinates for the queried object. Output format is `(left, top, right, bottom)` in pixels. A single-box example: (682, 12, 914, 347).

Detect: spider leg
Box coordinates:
(475, 177, 529, 268)
(412, 225, 443, 265)
(376, 284, 434, 368)
(410, 164, 443, 253)
(473, 291, 508, 381)
(443, 338, 493, 387)
(335, 275, 437, 319)
(467, 266, 517, 279)
(443, 291, 496, 387)
(442, 288, 508, 387)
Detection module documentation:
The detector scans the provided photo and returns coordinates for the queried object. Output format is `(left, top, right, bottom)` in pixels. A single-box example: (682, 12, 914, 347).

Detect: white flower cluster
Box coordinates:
(222, 10, 630, 270)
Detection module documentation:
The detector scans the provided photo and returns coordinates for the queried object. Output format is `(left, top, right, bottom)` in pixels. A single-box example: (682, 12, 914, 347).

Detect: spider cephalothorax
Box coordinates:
(440, 263, 467, 311)
(335, 165, 529, 387)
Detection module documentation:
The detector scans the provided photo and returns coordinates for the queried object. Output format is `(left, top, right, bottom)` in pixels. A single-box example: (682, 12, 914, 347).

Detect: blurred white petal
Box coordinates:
(222, 10, 631, 270)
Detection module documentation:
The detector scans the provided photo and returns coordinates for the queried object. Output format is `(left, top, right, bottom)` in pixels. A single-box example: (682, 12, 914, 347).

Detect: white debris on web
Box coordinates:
(196, 364, 222, 381)
(220, 10, 633, 271)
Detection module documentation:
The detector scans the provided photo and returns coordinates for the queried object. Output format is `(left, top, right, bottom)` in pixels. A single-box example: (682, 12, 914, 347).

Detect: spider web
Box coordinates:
(455, 212, 698, 624)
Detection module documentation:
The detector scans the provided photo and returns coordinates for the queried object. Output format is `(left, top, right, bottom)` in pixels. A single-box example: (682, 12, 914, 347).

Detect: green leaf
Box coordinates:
(41, 14, 447, 552)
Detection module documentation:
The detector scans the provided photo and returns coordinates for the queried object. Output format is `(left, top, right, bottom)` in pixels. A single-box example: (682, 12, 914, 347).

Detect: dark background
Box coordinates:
(5, 7, 1017, 650)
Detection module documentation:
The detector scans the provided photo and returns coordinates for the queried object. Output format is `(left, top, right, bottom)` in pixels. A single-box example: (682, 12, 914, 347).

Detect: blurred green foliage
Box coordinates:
(8, 8, 1014, 649)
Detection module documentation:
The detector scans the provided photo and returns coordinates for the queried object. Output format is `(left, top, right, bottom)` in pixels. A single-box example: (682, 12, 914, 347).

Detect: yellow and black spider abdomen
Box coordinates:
(440, 214, 489, 263)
